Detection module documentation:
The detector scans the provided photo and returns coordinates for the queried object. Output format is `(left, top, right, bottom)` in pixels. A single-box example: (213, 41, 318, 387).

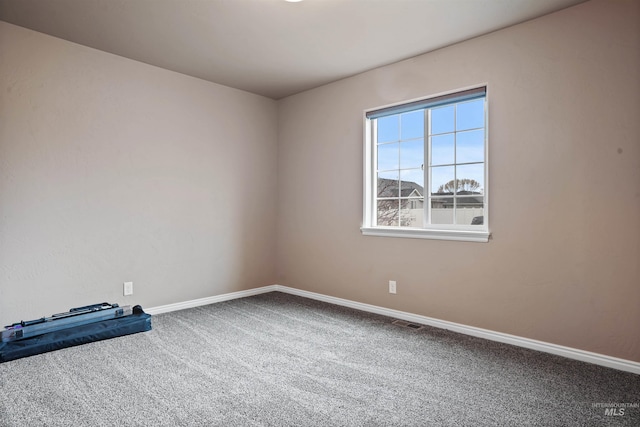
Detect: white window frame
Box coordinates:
(361, 85, 490, 243)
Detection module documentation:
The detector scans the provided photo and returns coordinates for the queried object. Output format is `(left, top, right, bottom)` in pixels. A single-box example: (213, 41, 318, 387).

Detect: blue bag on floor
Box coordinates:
(0, 305, 151, 362)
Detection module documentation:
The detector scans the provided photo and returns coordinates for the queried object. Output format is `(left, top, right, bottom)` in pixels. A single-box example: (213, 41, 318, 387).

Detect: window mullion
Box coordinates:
(424, 108, 430, 227)
(453, 104, 457, 225)
(397, 115, 401, 227)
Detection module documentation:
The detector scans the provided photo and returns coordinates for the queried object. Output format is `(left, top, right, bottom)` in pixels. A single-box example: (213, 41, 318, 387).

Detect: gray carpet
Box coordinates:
(0, 292, 638, 426)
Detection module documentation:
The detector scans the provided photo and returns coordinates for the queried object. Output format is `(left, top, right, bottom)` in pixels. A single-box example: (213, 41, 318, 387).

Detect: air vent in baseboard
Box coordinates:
(392, 319, 424, 330)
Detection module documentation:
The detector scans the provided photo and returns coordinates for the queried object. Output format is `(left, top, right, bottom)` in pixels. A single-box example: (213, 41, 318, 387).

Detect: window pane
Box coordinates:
(400, 139, 424, 170)
(377, 171, 399, 198)
(431, 200, 454, 225)
(377, 200, 399, 226)
(400, 169, 424, 197)
(401, 110, 424, 140)
(431, 134, 454, 166)
(470, 213, 485, 226)
(431, 166, 454, 195)
(455, 199, 484, 226)
(456, 164, 484, 194)
(377, 142, 398, 171)
(400, 200, 423, 227)
(456, 194, 483, 209)
(456, 130, 484, 164)
(456, 99, 484, 131)
(377, 115, 399, 143)
(431, 105, 454, 135)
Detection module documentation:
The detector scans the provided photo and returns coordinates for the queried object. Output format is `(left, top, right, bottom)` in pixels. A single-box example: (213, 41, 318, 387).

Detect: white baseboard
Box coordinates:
(145, 285, 278, 315)
(146, 284, 640, 375)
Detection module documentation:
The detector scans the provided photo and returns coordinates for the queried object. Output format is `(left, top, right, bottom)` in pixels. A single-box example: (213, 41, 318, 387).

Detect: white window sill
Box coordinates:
(360, 227, 490, 243)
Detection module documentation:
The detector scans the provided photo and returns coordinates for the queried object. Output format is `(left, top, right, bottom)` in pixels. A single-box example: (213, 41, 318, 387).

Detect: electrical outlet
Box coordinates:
(389, 280, 397, 294)
(123, 281, 133, 296)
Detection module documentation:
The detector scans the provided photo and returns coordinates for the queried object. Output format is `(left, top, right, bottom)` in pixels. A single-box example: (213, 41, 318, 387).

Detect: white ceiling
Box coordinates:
(0, 0, 587, 99)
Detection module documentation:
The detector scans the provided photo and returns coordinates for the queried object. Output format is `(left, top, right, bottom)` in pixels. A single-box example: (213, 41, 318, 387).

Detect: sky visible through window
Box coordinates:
(376, 98, 485, 196)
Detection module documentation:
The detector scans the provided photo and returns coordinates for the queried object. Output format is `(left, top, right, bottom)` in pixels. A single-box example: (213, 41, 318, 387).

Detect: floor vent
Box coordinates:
(392, 319, 424, 330)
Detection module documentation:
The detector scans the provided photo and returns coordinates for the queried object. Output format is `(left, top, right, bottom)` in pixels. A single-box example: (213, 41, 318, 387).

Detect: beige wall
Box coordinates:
(0, 22, 278, 325)
(276, 0, 640, 362)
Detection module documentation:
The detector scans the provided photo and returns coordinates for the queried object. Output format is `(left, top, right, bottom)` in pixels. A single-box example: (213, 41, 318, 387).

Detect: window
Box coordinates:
(362, 86, 489, 242)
